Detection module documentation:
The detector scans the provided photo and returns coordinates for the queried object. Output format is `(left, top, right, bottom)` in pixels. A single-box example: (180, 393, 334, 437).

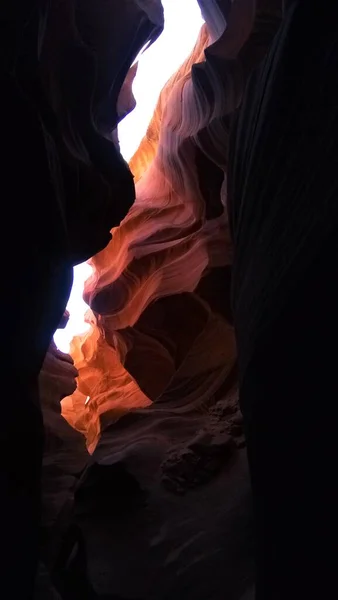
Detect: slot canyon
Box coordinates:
(3, 1, 338, 599)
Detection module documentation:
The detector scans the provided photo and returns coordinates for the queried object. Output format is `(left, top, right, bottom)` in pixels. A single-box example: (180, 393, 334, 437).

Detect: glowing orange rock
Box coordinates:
(62, 2, 281, 451)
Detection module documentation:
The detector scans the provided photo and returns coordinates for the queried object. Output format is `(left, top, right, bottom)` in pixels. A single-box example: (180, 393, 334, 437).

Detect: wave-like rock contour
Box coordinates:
(62, 1, 282, 452)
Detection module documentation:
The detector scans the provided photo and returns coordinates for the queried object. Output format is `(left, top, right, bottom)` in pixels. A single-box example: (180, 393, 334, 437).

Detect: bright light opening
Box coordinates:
(54, 0, 204, 353)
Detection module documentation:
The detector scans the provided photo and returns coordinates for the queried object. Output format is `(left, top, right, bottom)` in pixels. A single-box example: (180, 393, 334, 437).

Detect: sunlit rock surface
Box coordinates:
(37, 3, 284, 599)
(62, 1, 281, 453)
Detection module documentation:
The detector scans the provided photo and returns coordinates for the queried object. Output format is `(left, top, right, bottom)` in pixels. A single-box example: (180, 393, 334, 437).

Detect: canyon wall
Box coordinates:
(62, 1, 281, 452)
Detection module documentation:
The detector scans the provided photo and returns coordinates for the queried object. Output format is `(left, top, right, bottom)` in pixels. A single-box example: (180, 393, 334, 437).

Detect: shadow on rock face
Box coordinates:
(53, 524, 144, 600)
(74, 462, 147, 518)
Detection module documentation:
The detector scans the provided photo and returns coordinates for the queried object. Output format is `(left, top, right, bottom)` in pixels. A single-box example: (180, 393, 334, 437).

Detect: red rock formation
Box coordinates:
(62, 1, 282, 452)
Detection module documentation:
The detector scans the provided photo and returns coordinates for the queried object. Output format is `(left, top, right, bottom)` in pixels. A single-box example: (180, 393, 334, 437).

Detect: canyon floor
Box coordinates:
(37, 385, 254, 600)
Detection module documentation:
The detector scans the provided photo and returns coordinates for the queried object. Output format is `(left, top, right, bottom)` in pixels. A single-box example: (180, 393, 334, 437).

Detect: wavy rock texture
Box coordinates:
(62, 1, 282, 452)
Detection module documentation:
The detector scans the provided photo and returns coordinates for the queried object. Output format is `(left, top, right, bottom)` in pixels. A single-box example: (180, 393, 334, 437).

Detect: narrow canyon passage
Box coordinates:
(37, 2, 282, 599)
(6, 1, 337, 599)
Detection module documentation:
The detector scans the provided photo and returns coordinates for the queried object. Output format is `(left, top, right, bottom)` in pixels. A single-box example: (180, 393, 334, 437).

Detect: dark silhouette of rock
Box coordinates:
(53, 525, 145, 600)
(228, 0, 338, 597)
(1, 2, 163, 597)
(74, 462, 146, 518)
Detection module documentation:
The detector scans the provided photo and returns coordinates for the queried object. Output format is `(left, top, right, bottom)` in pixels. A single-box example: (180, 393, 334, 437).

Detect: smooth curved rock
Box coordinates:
(63, 2, 281, 452)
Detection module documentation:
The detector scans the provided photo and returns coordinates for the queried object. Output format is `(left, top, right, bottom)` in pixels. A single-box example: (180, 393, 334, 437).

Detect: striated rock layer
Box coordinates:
(62, 1, 282, 452)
